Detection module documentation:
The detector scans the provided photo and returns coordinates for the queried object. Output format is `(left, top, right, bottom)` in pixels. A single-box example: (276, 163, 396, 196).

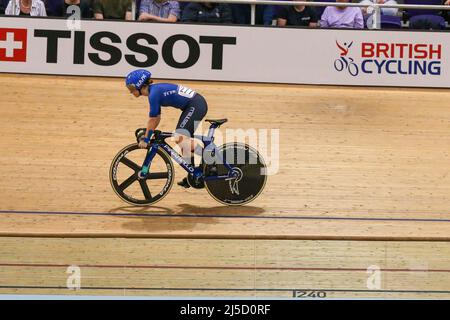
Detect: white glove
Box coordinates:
(138, 137, 150, 149)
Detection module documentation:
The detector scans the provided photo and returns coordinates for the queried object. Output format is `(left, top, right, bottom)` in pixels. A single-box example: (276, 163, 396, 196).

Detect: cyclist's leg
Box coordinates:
(174, 95, 208, 187)
(175, 95, 208, 162)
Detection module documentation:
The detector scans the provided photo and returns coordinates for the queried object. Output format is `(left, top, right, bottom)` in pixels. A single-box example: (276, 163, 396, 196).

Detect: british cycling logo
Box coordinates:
(334, 39, 442, 77)
(334, 41, 359, 76)
(0, 28, 27, 62)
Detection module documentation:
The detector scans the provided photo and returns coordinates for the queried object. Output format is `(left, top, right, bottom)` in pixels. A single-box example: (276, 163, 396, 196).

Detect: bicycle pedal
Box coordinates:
(187, 174, 205, 189)
(194, 177, 205, 189)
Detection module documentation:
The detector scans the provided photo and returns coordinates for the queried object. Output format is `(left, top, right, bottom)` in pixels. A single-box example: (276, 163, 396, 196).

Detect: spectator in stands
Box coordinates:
(43, 0, 60, 16)
(403, 0, 446, 30)
(230, 4, 249, 24)
(64, 0, 92, 17)
(138, 0, 180, 22)
(45, 0, 92, 17)
(134, 0, 141, 19)
(181, 2, 233, 23)
(257, 4, 276, 25)
(443, 0, 450, 22)
(5, 0, 47, 15)
(230, 4, 275, 25)
(276, 0, 319, 27)
(1, 0, 9, 14)
(93, 0, 132, 20)
(359, 0, 399, 16)
(320, 0, 364, 28)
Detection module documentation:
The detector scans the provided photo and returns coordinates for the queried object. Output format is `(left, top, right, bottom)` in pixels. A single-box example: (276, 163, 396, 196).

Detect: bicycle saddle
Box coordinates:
(205, 119, 228, 126)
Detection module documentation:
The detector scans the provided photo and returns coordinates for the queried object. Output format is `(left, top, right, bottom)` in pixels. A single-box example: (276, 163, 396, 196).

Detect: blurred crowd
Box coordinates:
(0, 0, 449, 29)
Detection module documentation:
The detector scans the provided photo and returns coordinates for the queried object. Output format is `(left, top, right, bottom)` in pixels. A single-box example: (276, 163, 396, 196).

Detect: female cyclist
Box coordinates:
(125, 69, 208, 188)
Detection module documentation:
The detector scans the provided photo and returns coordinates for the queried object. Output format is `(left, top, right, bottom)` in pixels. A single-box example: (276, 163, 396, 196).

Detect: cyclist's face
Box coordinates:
(127, 85, 141, 97)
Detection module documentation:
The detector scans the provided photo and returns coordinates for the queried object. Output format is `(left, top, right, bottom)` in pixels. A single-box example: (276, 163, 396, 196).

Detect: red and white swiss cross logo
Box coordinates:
(0, 28, 27, 62)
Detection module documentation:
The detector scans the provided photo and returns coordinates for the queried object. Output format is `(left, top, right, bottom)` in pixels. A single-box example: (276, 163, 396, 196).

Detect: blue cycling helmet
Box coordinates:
(125, 69, 152, 92)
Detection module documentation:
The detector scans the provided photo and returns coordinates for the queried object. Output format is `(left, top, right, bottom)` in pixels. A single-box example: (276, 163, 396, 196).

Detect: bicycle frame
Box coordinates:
(140, 123, 235, 181)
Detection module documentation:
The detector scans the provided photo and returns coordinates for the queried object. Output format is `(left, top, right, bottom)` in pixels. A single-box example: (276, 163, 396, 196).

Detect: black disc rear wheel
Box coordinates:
(204, 143, 267, 205)
(110, 143, 174, 206)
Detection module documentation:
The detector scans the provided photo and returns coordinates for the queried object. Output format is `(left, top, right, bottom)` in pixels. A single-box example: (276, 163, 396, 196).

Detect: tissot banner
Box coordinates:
(0, 16, 448, 87)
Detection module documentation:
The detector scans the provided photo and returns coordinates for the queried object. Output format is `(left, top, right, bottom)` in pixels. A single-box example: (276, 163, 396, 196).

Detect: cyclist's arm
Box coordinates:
(146, 93, 162, 139)
(145, 115, 161, 139)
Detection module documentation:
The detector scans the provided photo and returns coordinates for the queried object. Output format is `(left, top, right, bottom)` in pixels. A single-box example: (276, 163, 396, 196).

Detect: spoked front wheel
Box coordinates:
(203, 142, 267, 205)
(109, 143, 174, 206)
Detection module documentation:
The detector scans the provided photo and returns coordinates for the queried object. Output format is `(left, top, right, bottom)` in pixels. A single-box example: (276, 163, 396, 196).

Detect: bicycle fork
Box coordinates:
(138, 144, 159, 179)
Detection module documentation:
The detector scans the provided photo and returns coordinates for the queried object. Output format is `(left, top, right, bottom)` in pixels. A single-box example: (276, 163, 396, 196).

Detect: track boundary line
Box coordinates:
(1, 209, 450, 223)
(1, 262, 450, 273)
(1, 285, 450, 295)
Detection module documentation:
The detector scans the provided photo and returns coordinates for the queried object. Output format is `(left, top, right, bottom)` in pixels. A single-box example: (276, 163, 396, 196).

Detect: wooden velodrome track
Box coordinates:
(0, 74, 449, 298)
